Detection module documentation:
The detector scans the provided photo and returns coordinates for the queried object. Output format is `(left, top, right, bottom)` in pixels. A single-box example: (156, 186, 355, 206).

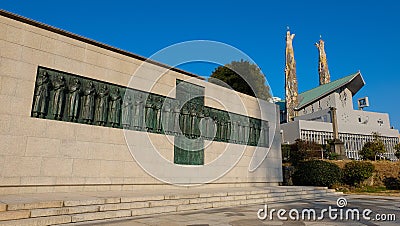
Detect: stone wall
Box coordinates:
(0, 11, 282, 194)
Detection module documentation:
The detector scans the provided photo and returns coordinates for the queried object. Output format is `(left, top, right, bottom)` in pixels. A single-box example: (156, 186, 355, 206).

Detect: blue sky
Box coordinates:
(1, 0, 400, 128)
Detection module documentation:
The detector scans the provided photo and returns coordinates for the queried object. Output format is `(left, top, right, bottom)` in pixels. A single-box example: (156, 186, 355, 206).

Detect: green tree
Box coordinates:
(394, 143, 400, 159)
(359, 133, 386, 161)
(289, 139, 323, 165)
(209, 60, 272, 101)
(360, 142, 378, 160)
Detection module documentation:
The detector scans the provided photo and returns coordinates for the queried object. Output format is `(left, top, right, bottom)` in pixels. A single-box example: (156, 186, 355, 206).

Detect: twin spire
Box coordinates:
(284, 28, 331, 122)
(315, 37, 331, 85)
(284, 29, 298, 122)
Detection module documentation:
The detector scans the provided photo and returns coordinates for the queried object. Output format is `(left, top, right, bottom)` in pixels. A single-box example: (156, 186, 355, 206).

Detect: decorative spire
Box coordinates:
(315, 37, 331, 85)
(285, 29, 298, 122)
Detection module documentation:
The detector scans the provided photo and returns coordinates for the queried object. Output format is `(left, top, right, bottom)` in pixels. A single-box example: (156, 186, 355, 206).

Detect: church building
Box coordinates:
(279, 30, 400, 160)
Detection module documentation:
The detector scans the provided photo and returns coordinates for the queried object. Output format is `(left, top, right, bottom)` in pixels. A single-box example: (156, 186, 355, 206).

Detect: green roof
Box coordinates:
(296, 72, 363, 109)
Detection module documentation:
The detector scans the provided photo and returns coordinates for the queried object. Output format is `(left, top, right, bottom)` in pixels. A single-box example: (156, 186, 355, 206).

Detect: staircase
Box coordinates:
(0, 186, 341, 225)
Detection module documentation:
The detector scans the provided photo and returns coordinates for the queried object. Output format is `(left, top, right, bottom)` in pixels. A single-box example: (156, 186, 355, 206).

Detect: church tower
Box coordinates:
(315, 38, 331, 85)
(285, 29, 298, 122)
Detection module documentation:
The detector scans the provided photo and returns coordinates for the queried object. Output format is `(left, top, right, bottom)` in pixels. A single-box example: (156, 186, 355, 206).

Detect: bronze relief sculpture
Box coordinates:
(109, 88, 121, 128)
(82, 81, 96, 124)
(95, 85, 109, 126)
(52, 75, 66, 120)
(68, 78, 81, 122)
(33, 71, 51, 118)
(122, 95, 133, 129)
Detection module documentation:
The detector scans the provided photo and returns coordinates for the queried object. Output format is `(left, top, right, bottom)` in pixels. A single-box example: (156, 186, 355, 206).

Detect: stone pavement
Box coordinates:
(76, 194, 400, 226)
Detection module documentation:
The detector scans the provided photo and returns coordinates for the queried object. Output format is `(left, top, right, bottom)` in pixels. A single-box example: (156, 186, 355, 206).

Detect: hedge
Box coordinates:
(292, 160, 341, 188)
(342, 161, 374, 186)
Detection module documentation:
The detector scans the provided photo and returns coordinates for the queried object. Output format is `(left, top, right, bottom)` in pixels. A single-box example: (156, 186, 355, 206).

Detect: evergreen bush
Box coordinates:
(292, 160, 341, 188)
(342, 161, 374, 186)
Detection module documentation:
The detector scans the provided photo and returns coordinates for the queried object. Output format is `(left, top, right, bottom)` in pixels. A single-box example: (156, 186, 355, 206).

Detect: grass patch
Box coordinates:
(352, 186, 387, 193)
(338, 186, 400, 196)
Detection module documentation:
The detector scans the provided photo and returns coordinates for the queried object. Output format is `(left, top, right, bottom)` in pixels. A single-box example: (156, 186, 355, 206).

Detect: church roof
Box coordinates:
(296, 71, 364, 110)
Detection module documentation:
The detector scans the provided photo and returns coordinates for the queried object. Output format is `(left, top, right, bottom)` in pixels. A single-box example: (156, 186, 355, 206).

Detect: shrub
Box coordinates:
(359, 133, 386, 160)
(282, 165, 295, 186)
(396, 150, 400, 160)
(383, 177, 400, 190)
(292, 160, 341, 188)
(326, 152, 339, 160)
(342, 161, 374, 186)
(281, 144, 291, 163)
(289, 143, 307, 165)
(289, 139, 323, 165)
(394, 143, 400, 159)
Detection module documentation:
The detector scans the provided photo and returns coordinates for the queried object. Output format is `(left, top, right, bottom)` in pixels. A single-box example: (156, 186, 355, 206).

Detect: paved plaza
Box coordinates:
(81, 195, 400, 226)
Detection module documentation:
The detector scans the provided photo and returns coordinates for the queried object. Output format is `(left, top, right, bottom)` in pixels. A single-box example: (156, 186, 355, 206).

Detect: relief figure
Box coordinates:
(52, 75, 66, 120)
(68, 78, 81, 122)
(109, 88, 121, 128)
(95, 85, 109, 126)
(82, 81, 96, 124)
(33, 71, 51, 118)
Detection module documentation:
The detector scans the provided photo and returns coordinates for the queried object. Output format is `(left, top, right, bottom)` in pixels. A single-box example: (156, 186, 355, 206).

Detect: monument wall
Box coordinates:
(0, 11, 282, 194)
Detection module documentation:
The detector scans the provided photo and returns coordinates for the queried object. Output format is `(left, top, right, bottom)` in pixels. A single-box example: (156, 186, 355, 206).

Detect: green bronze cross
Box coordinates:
(173, 79, 205, 165)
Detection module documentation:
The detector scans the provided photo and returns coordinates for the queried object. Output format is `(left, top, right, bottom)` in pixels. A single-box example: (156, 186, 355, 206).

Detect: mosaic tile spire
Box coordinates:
(285, 28, 298, 122)
(316, 37, 331, 85)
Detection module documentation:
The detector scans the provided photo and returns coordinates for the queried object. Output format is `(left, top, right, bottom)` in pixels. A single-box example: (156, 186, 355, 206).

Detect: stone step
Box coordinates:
(0, 215, 72, 226)
(66, 189, 332, 209)
(0, 203, 7, 212)
(0, 187, 340, 225)
(7, 201, 64, 211)
(0, 210, 30, 221)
